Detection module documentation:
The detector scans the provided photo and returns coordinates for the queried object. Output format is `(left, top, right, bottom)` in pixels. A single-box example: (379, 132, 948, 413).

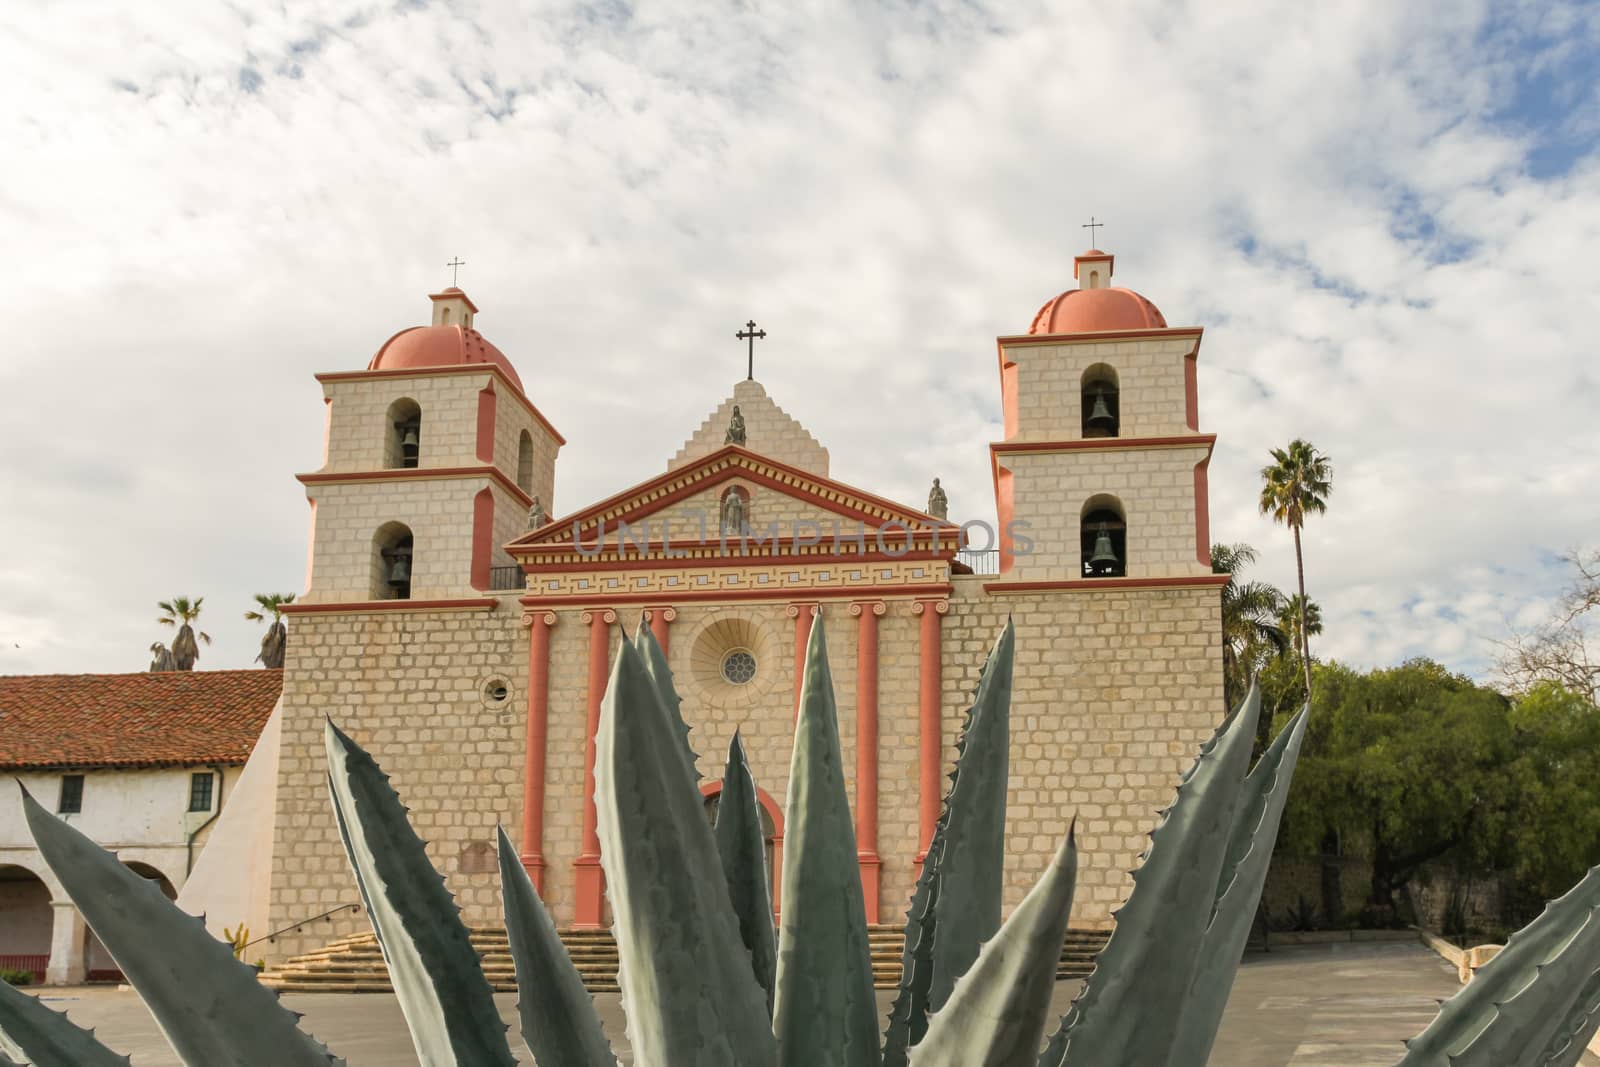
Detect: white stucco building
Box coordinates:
(0, 670, 280, 984)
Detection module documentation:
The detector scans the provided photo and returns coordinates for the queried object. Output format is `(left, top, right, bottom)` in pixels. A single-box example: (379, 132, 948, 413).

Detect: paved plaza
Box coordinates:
(18, 941, 1598, 1065)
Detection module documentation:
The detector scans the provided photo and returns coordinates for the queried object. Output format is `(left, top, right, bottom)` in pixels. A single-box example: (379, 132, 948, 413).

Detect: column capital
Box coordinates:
(785, 601, 821, 619)
(580, 608, 619, 626)
(848, 600, 888, 618)
(644, 605, 678, 623)
(911, 598, 949, 616)
(520, 609, 558, 628)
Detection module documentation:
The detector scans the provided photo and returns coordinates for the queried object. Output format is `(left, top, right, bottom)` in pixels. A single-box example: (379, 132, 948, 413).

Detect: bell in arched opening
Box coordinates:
(1086, 391, 1115, 432)
(399, 422, 420, 468)
(384, 540, 413, 599)
(1080, 506, 1127, 578)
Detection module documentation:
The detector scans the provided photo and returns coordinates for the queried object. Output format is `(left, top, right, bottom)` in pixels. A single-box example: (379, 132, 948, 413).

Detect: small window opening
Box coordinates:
(59, 774, 84, 814)
(188, 772, 215, 812)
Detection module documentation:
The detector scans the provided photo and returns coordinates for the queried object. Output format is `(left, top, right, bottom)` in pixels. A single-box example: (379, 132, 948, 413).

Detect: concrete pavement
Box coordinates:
(18, 941, 1597, 1065)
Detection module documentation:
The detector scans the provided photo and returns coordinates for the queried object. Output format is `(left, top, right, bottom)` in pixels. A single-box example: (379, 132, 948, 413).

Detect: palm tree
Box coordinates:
(156, 597, 211, 671)
(1259, 440, 1333, 700)
(1211, 542, 1288, 708)
(1278, 593, 1323, 663)
(245, 593, 296, 669)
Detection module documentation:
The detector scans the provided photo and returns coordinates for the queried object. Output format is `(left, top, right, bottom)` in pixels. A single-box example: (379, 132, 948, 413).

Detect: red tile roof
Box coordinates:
(0, 670, 282, 771)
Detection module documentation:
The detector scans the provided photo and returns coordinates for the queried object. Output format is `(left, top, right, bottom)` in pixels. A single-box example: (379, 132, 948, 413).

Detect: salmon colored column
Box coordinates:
(646, 605, 676, 655)
(519, 610, 557, 894)
(573, 607, 616, 929)
(787, 602, 818, 721)
(849, 600, 886, 923)
(912, 598, 948, 868)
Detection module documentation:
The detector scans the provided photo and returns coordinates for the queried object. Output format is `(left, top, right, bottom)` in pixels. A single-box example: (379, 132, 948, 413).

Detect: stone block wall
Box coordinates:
(1004, 335, 1197, 442)
(941, 575, 1224, 925)
(668, 380, 829, 477)
(1002, 443, 1212, 580)
(321, 373, 487, 474)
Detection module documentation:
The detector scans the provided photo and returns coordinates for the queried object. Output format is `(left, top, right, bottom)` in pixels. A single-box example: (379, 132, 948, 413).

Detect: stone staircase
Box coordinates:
(259, 925, 1110, 994)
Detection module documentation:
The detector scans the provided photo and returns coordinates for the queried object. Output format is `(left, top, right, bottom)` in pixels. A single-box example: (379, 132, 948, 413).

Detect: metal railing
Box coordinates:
(244, 902, 363, 950)
(956, 548, 1000, 576)
(488, 565, 525, 590)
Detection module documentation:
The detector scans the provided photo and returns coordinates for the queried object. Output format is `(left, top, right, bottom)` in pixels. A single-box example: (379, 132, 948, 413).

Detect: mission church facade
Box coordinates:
(248, 248, 1225, 959)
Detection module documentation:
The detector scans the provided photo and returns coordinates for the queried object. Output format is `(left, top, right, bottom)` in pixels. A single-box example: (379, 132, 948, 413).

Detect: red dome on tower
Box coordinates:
(1027, 250, 1167, 335)
(367, 288, 525, 391)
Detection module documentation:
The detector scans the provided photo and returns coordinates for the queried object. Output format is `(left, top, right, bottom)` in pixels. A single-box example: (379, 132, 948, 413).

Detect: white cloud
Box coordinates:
(0, 0, 1594, 679)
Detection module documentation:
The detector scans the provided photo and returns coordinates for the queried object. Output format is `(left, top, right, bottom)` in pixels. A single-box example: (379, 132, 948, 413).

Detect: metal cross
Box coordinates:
(1081, 217, 1105, 246)
(736, 319, 766, 381)
(446, 257, 466, 286)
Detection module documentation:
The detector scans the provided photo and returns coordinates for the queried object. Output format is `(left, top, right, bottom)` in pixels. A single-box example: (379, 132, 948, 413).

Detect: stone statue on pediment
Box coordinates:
(721, 489, 748, 535)
(526, 496, 546, 530)
(725, 405, 747, 446)
(927, 478, 948, 520)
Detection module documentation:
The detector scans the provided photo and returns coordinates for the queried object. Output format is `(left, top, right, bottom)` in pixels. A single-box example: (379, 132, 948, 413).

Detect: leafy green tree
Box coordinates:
(1259, 440, 1333, 700)
(244, 593, 296, 669)
(1211, 542, 1288, 712)
(1276, 659, 1515, 923)
(156, 596, 211, 671)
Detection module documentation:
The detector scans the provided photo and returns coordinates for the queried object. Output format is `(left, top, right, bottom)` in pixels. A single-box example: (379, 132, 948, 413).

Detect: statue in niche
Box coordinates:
(526, 496, 546, 530)
(725, 405, 747, 446)
(927, 477, 948, 520)
(720, 489, 748, 535)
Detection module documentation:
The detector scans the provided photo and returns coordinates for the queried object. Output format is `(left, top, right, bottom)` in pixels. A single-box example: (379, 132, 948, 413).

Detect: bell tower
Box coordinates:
(296, 287, 564, 603)
(991, 248, 1214, 581)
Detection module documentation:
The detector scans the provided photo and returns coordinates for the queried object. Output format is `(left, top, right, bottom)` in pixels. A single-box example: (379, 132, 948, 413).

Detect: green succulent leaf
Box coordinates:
(881, 821, 945, 1067)
(927, 618, 1015, 1013)
(19, 787, 344, 1067)
(714, 730, 778, 1017)
(774, 617, 881, 1067)
(1534, 967, 1600, 1067)
(323, 719, 515, 1067)
(912, 826, 1078, 1067)
(633, 615, 700, 783)
(0, 966, 132, 1067)
(1168, 701, 1309, 1065)
(1040, 684, 1261, 1067)
(594, 640, 778, 1066)
(1394, 860, 1600, 1067)
(495, 826, 617, 1067)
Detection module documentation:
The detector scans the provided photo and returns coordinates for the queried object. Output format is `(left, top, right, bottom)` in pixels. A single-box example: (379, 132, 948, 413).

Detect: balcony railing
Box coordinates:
(956, 548, 1000, 576)
(488, 565, 525, 591)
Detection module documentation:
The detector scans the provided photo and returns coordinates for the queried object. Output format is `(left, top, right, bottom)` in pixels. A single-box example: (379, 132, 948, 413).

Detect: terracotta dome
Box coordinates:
(1028, 286, 1167, 335)
(369, 324, 524, 391)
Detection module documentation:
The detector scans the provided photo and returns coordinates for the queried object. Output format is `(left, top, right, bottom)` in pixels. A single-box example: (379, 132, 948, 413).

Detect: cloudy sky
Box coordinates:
(1, 0, 1595, 679)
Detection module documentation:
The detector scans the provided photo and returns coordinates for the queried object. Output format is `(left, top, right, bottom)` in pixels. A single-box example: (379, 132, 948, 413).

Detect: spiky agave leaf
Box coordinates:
(911, 826, 1078, 1067)
(1534, 967, 1600, 1067)
(594, 641, 778, 1066)
(881, 820, 945, 1066)
(774, 618, 880, 1067)
(0, 967, 132, 1067)
(495, 827, 617, 1067)
(323, 720, 514, 1067)
(928, 618, 1015, 1012)
(715, 730, 778, 1017)
(19, 788, 344, 1067)
(883, 618, 1016, 1066)
(633, 615, 699, 782)
(1167, 701, 1309, 1065)
(1040, 684, 1261, 1067)
(1394, 861, 1600, 1067)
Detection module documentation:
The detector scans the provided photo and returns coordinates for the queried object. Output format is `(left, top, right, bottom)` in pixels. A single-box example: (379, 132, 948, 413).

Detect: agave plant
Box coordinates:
(6, 617, 1600, 1066)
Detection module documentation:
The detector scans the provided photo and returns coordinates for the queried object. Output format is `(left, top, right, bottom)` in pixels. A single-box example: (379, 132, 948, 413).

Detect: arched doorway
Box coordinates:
(86, 862, 177, 983)
(0, 864, 53, 984)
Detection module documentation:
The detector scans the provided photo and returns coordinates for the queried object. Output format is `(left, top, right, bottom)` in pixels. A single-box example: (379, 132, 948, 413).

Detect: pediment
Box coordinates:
(507, 446, 955, 563)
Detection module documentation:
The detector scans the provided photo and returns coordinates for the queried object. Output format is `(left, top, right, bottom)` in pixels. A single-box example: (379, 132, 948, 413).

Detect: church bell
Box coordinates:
(400, 425, 420, 466)
(1088, 524, 1119, 567)
(387, 552, 411, 588)
(1086, 392, 1115, 430)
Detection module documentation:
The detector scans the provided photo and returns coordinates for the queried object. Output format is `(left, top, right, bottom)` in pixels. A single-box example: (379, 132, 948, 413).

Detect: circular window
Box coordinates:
(720, 649, 757, 685)
(481, 677, 512, 709)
